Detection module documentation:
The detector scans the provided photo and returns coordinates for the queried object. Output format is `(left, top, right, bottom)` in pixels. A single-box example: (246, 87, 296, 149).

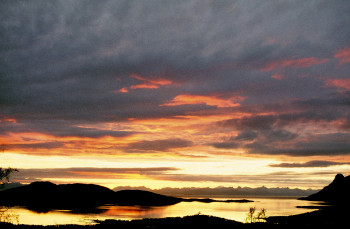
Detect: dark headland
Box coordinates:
(267, 173, 350, 226)
(1, 174, 350, 228)
(0, 181, 251, 213)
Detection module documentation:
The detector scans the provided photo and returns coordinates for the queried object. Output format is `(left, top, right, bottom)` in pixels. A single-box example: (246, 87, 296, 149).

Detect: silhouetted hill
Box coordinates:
(0, 182, 182, 212)
(299, 173, 350, 203)
(0, 215, 245, 229)
(0, 182, 116, 212)
(0, 182, 23, 191)
(113, 190, 182, 206)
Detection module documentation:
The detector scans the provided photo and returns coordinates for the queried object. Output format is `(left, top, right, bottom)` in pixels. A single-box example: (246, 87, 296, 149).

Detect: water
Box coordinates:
(1, 197, 326, 225)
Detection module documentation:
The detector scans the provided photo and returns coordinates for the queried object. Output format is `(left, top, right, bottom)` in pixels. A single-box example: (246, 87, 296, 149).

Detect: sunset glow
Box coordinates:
(1, 0, 350, 192)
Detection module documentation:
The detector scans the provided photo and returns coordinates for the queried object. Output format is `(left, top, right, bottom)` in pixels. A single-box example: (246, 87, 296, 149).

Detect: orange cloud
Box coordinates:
(326, 78, 350, 90)
(334, 47, 350, 65)
(130, 74, 172, 86)
(271, 74, 283, 80)
(0, 118, 17, 123)
(116, 87, 129, 93)
(261, 57, 329, 72)
(162, 94, 242, 108)
(115, 74, 172, 93)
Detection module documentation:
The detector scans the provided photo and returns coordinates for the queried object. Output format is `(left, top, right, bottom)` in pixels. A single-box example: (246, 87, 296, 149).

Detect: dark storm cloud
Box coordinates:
(245, 133, 350, 156)
(212, 131, 350, 156)
(1, 0, 350, 156)
(235, 131, 259, 141)
(1, 0, 350, 120)
(212, 92, 350, 156)
(1, 142, 64, 150)
(269, 160, 350, 168)
(219, 91, 350, 130)
(0, 119, 135, 138)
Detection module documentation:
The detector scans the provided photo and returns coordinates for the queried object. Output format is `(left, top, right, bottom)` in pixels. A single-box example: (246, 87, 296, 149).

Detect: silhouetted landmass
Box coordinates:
(0, 213, 348, 228)
(2, 174, 350, 228)
(1, 215, 244, 229)
(0, 182, 182, 212)
(299, 173, 350, 203)
(267, 205, 348, 226)
(113, 185, 317, 197)
(0, 182, 116, 212)
(0, 182, 251, 213)
(113, 189, 181, 206)
(0, 183, 23, 191)
(269, 173, 350, 226)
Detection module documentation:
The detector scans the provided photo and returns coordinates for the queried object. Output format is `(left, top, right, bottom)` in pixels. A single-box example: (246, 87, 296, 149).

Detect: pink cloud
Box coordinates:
(326, 78, 350, 91)
(261, 57, 329, 72)
(334, 47, 350, 65)
(271, 74, 283, 80)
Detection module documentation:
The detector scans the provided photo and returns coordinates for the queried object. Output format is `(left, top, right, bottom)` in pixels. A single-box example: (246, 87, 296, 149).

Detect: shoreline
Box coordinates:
(0, 197, 327, 227)
(1, 205, 347, 229)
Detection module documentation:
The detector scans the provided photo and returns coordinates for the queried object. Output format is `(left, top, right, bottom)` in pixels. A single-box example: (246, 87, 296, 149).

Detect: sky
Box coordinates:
(1, 0, 350, 190)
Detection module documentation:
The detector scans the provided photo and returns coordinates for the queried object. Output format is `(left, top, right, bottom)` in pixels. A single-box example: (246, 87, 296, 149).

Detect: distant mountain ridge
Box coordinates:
(300, 173, 350, 203)
(113, 186, 318, 197)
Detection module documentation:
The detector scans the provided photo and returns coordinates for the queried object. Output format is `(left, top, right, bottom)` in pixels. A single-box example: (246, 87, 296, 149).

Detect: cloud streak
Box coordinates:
(124, 138, 193, 153)
(269, 160, 350, 168)
(12, 167, 179, 183)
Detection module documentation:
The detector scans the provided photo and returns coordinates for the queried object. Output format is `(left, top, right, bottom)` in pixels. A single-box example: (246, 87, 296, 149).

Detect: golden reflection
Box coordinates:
(1, 198, 324, 225)
(99, 205, 165, 218)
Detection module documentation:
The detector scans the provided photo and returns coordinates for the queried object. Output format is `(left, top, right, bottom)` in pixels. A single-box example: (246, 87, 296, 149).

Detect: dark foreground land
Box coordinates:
(1, 173, 349, 228)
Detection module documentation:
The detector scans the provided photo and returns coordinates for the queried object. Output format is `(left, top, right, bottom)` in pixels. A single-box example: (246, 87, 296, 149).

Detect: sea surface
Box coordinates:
(0, 197, 326, 225)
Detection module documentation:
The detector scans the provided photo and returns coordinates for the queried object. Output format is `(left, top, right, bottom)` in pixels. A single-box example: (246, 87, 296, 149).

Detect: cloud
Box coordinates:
(124, 138, 193, 153)
(245, 133, 350, 156)
(0, 119, 135, 138)
(271, 74, 283, 80)
(326, 78, 350, 91)
(211, 91, 350, 156)
(1, 0, 350, 161)
(12, 167, 179, 183)
(162, 94, 242, 108)
(269, 160, 350, 168)
(260, 57, 329, 72)
(151, 171, 329, 188)
(334, 46, 350, 65)
(1, 0, 349, 124)
(1, 142, 64, 150)
(115, 74, 172, 93)
(218, 115, 276, 131)
(211, 141, 240, 150)
(12, 167, 328, 188)
(235, 131, 259, 141)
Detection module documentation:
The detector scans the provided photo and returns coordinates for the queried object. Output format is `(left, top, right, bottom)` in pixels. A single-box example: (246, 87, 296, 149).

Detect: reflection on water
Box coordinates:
(0, 206, 19, 224)
(1, 197, 326, 225)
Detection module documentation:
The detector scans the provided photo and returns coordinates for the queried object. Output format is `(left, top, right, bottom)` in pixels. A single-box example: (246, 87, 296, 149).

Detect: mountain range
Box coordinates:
(113, 186, 317, 197)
